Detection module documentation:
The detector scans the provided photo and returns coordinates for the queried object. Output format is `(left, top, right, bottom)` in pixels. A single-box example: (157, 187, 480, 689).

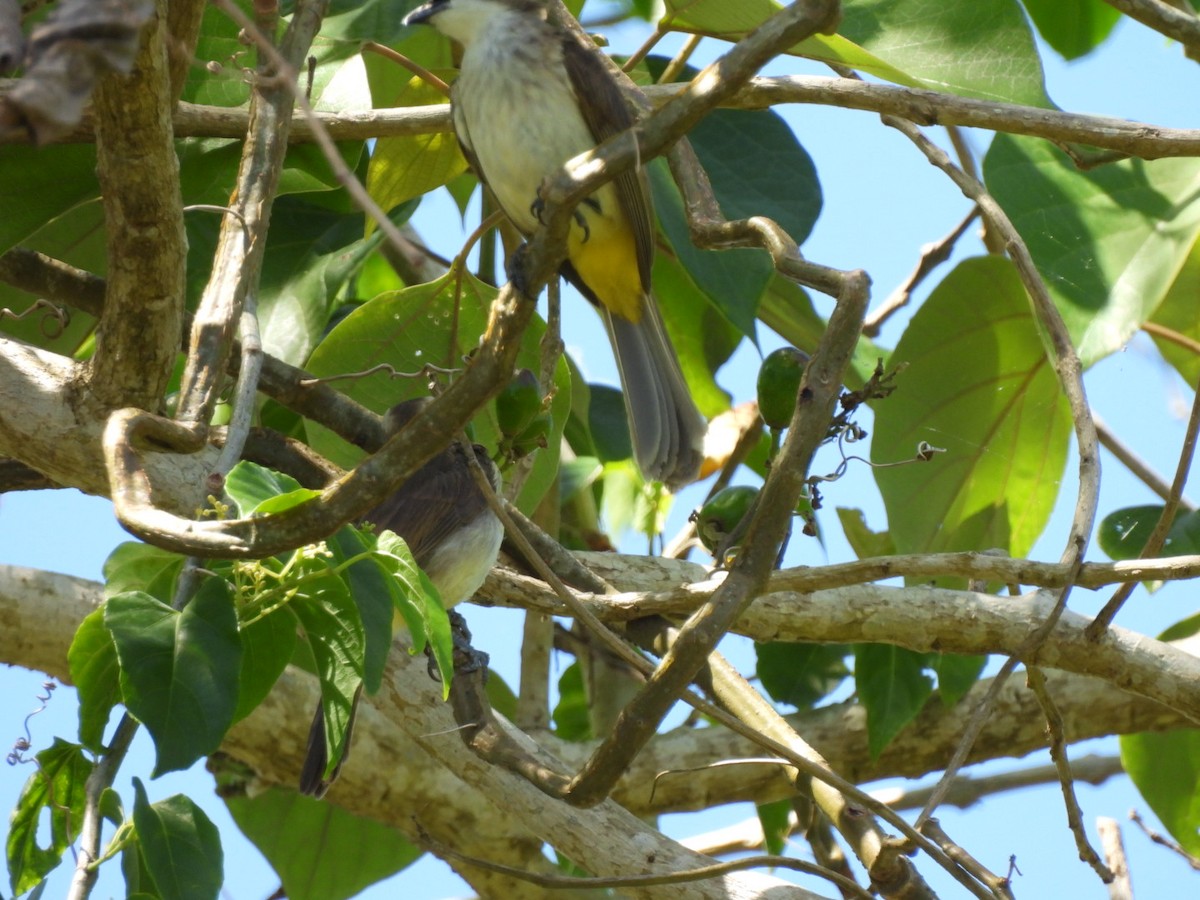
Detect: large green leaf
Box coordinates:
(651, 159, 772, 340)
(68, 607, 123, 752)
(364, 61, 468, 222)
(1020, 0, 1121, 60)
(1121, 729, 1200, 857)
(226, 787, 421, 900)
(756, 642, 850, 709)
(234, 606, 299, 723)
(132, 781, 223, 900)
(649, 100, 821, 342)
(0, 144, 100, 256)
(855, 644, 933, 759)
(370, 530, 452, 686)
(0, 196, 106, 362)
(291, 564, 365, 778)
(871, 256, 1071, 557)
(835, 0, 1050, 106)
(224, 460, 307, 516)
(984, 135, 1200, 367)
(106, 582, 242, 776)
(6, 739, 90, 896)
(664, 0, 1050, 106)
(1098, 506, 1200, 562)
(185, 193, 398, 366)
(1149, 237, 1200, 388)
(303, 272, 571, 515)
(1120, 616, 1200, 857)
(651, 251, 737, 417)
(103, 542, 186, 604)
(329, 528, 396, 695)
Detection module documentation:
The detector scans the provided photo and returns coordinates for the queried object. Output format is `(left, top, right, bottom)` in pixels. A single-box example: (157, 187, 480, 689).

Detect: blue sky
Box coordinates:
(2, 8, 1198, 899)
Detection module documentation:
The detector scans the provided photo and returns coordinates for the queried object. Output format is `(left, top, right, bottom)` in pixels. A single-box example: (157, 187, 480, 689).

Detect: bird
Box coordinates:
(299, 397, 504, 797)
(403, 0, 707, 490)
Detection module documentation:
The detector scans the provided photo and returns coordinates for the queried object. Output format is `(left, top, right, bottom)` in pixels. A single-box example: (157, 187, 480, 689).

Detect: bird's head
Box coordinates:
(403, 0, 546, 45)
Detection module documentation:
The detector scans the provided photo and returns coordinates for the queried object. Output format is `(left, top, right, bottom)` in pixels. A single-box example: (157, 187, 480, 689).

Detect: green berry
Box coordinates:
(757, 347, 810, 430)
(496, 369, 542, 438)
(695, 485, 760, 553)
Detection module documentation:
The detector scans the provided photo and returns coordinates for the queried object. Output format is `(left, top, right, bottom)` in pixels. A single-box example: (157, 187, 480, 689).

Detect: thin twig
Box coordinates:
(1129, 809, 1200, 870)
(1095, 412, 1195, 510)
(1088, 372, 1200, 637)
(875, 93, 1100, 834)
(863, 206, 979, 337)
(1026, 667, 1113, 882)
(65, 714, 139, 900)
(1097, 817, 1133, 900)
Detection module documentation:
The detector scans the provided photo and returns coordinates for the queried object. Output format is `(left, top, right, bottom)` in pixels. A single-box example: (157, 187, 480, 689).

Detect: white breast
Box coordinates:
(452, 13, 597, 234)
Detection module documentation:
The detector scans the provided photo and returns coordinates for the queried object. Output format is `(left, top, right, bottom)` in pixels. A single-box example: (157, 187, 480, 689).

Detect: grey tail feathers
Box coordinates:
(603, 299, 706, 490)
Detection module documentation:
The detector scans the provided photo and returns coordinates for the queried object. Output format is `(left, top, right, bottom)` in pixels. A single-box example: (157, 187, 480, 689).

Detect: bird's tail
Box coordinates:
(603, 298, 706, 490)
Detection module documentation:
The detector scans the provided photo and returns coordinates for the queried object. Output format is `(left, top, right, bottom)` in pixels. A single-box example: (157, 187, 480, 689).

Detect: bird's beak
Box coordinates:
(403, 1, 446, 27)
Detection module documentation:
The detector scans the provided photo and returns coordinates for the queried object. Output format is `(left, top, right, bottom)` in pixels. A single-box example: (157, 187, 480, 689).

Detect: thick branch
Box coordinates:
(1, 564, 1187, 822)
(0, 565, 814, 900)
(15, 76, 1200, 161)
(88, 0, 185, 411)
(0, 338, 214, 511)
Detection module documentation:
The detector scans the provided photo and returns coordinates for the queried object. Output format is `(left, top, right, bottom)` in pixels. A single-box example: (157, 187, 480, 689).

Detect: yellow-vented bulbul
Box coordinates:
(403, 0, 707, 489)
(299, 398, 503, 796)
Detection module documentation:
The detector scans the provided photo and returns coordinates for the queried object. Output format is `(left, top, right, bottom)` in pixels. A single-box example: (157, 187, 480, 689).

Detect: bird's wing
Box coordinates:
(560, 35, 655, 294)
(361, 443, 490, 567)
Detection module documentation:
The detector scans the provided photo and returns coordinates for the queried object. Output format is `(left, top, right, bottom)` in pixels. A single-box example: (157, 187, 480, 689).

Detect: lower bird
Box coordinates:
(299, 397, 503, 797)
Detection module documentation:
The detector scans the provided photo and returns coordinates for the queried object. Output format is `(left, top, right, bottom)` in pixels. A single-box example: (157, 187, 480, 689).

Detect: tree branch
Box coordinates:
(88, 0, 185, 412)
(14, 75, 1200, 162)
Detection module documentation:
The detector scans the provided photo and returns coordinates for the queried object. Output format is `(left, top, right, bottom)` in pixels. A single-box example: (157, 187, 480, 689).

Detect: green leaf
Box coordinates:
(303, 273, 571, 516)
(226, 787, 421, 900)
(224, 462, 305, 516)
(587, 384, 634, 463)
(930, 653, 986, 707)
(1020, 0, 1121, 60)
(835, 0, 1050, 106)
(233, 607, 298, 723)
(664, 0, 1050, 106)
(651, 251, 737, 418)
(1121, 728, 1200, 857)
(0, 198, 104, 359)
(330, 528, 395, 695)
(871, 256, 1071, 557)
(103, 542, 186, 604)
(855, 644, 933, 759)
(984, 135, 1200, 367)
(756, 799, 792, 857)
(650, 158, 771, 339)
(371, 530, 453, 689)
(552, 662, 592, 742)
(121, 832, 160, 899)
(1099, 506, 1200, 562)
(1149, 237, 1200, 388)
(291, 564, 365, 779)
(6, 739, 90, 896)
(106, 582, 242, 776)
(756, 642, 850, 709)
(132, 780, 223, 900)
(365, 71, 469, 220)
(0, 144, 99, 254)
(68, 606, 123, 752)
(836, 508, 896, 560)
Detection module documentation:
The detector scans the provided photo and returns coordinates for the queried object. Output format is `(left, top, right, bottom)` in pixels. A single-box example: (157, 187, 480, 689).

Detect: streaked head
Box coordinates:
(403, 0, 546, 44)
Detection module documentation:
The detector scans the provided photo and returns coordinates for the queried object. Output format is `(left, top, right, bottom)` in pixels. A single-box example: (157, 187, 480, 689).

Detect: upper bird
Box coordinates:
(403, 0, 706, 490)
